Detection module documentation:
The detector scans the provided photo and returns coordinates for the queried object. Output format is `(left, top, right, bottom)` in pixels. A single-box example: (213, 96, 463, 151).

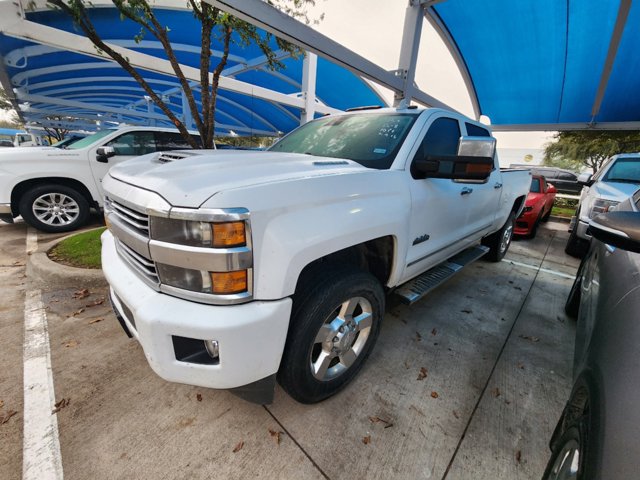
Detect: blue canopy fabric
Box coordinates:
(431, 0, 640, 127)
(0, 7, 384, 135)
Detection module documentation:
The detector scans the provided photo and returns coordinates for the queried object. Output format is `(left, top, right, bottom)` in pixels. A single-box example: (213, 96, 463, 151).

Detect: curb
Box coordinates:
(27, 228, 108, 289)
(549, 215, 571, 224)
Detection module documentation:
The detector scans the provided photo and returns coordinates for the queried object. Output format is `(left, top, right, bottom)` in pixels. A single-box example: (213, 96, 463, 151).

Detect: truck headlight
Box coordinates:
(150, 217, 246, 248)
(589, 199, 619, 218)
(157, 263, 248, 295)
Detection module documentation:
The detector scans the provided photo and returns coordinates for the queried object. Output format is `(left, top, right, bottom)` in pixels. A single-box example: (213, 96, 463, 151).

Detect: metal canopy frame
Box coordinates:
(0, 0, 372, 134)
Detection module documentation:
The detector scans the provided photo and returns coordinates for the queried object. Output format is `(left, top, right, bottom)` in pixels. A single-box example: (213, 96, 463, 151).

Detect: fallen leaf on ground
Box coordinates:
(513, 286, 523, 291)
(196, 393, 202, 402)
(88, 318, 103, 325)
(416, 367, 428, 381)
(517, 363, 525, 370)
(13, 261, 25, 266)
(519, 335, 540, 343)
(398, 317, 407, 325)
(515, 450, 522, 464)
(52, 398, 70, 414)
(0, 410, 17, 424)
(453, 410, 460, 419)
(362, 435, 371, 445)
(0, 400, 3, 408)
(73, 289, 90, 299)
(461, 309, 472, 314)
(410, 404, 426, 417)
(72, 308, 85, 317)
(403, 361, 410, 370)
(268, 428, 284, 445)
(64, 340, 78, 348)
(492, 387, 501, 398)
(430, 391, 439, 399)
(431, 328, 438, 336)
(232, 441, 244, 453)
(414, 331, 422, 342)
(369, 416, 392, 428)
(86, 298, 105, 308)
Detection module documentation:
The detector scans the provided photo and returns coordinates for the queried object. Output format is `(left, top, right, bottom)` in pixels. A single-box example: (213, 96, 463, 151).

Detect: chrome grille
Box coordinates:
(115, 239, 159, 285)
(109, 199, 149, 237)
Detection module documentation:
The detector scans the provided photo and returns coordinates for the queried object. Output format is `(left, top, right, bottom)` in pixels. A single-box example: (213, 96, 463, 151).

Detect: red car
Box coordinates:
(515, 175, 557, 237)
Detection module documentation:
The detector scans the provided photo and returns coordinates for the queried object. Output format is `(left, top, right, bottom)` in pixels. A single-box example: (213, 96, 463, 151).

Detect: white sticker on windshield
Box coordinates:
(373, 148, 387, 154)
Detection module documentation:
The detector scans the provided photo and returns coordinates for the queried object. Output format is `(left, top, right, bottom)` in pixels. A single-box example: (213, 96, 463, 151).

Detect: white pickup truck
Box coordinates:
(0, 126, 199, 232)
(101, 107, 531, 404)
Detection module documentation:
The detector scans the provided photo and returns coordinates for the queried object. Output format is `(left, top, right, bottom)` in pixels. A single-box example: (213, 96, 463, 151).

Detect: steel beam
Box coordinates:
(205, 0, 455, 111)
(491, 121, 640, 132)
(590, 0, 632, 119)
(394, 2, 424, 107)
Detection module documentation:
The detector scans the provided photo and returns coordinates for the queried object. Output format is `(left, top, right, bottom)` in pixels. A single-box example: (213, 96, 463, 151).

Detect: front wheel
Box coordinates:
(19, 184, 90, 233)
(278, 266, 384, 404)
(483, 212, 515, 262)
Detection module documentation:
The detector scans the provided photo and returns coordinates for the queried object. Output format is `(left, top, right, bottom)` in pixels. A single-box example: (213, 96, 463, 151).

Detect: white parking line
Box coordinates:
(508, 259, 576, 280)
(23, 231, 63, 480)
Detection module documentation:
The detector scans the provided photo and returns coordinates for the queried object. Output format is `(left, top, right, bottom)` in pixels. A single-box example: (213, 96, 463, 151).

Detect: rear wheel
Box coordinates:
(278, 266, 384, 404)
(483, 212, 515, 262)
(19, 184, 90, 233)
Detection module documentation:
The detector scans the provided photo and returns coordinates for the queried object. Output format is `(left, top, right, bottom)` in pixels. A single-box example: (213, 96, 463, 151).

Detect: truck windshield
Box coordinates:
(67, 129, 114, 150)
(603, 157, 640, 184)
(269, 113, 418, 169)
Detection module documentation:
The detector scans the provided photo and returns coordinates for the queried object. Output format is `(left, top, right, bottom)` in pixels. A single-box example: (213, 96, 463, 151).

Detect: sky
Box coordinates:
(306, 0, 554, 155)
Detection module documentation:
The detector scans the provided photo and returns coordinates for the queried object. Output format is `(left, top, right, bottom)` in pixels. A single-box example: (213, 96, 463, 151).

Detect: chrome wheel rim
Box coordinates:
(309, 296, 373, 381)
(32, 193, 80, 226)
(547, 438, 580, 480)
(499, 222, 513, 254)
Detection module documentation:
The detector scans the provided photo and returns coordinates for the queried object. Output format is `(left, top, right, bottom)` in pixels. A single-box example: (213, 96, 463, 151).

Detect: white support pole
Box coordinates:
(300, 52, 317, 124)
(146, 96, 156, 126)
(181, 90, 193, 130)
(394, 1, 425, 107)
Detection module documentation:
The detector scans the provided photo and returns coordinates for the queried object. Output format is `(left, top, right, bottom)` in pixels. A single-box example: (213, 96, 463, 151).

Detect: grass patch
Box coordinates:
(552, 206, 575, 218)
(48, 227, 106, 269)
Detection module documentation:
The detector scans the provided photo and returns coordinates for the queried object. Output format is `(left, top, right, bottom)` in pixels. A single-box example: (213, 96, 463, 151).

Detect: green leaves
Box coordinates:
(544, 131, 640, 173)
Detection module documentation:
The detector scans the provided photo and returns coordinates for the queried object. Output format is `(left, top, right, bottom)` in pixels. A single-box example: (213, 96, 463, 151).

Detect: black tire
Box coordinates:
(19, 184, 90, 233)
(565, 260, 584, 318)
(528, 210, 544, 239)
(542, 416, 590, 480)
(277, 265, 384, 404)
(483, 212, 515, 262)
(565, 221, 589, 258)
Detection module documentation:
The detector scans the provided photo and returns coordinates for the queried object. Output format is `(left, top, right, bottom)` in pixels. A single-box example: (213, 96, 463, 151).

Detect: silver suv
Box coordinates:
(566, 153, 640, 257)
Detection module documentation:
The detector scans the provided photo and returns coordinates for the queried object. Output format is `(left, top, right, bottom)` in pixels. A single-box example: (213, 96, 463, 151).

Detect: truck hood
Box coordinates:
(0, 145, 80, 166)
(593, 180, 640, 202)
(108, 150, 368, 207)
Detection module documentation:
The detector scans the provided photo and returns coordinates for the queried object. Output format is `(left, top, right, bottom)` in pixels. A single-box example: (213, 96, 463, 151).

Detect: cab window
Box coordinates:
(106, 131, 156, 156)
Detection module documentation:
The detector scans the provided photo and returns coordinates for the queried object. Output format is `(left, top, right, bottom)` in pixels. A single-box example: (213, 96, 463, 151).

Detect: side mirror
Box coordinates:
(96, 146, 116, 163)
(547, 183, 557, 193)
(577, 172, 593, 186)
(414, 136, 495, 181)
(414, 155, 494, 181)
(589, 211, 640, 253)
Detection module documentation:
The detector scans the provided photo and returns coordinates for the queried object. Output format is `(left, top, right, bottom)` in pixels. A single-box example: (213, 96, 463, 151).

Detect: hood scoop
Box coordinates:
(156, 151, 192, 163)
(313, 160, 349, 166)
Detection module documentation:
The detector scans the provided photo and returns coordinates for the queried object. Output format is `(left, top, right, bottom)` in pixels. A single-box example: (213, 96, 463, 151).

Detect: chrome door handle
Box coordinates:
(460, 187, 473, 195)
(494, 182, 503, 189)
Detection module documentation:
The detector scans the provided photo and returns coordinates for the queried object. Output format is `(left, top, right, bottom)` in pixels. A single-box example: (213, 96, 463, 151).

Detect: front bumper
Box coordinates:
(514, 210, 536, 235)
(102, 230, 292, 395)
(575, 218, 591, 241)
